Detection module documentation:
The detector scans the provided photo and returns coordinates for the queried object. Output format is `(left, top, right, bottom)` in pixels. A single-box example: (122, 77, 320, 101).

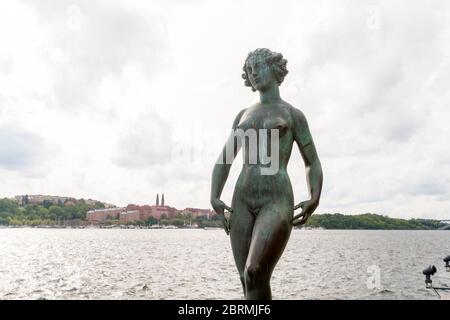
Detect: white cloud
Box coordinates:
(0, 126, 47, 171)
(21, 0, 168, 111)
(114, 111, 174, 167)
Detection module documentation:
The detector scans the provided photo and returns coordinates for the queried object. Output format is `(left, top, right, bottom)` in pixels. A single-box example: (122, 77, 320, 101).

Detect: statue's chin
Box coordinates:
(254, 84, 266, 91)
(256, 86, 271, 93)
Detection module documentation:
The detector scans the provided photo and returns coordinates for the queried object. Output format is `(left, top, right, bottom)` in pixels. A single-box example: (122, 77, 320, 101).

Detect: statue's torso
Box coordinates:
(233, 101, 296, 210)
(236, 101, 295, 169)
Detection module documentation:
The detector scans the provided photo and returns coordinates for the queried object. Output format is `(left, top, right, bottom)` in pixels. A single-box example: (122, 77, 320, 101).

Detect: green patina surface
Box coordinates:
(210, 48, 323, 300)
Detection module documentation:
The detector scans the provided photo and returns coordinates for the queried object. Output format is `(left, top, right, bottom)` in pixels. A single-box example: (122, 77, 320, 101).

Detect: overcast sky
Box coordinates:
(1, 0, 450, 219)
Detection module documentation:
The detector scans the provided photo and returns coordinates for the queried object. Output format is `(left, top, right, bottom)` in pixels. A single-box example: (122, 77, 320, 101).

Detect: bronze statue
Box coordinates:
(210, 48, 323, 300)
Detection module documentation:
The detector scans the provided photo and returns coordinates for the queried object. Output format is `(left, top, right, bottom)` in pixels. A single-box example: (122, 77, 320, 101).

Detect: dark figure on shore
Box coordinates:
(210, 48, 323, 300)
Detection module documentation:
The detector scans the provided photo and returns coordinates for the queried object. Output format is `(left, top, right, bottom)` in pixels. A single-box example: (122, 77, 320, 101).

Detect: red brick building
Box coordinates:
(119, 210, 141, 223)
(124, 204, 178, 221)
(86, 207, 125, 222)
(86, 194, 216, 223)
(181, 208, 215, 219)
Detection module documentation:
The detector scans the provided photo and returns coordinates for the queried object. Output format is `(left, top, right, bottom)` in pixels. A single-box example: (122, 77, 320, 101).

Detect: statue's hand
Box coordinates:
(210, 198, 233, 235)
(292, 199, 319, 226)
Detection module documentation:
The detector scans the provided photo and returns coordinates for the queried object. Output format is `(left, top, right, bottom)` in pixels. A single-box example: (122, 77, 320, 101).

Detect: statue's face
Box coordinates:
(246, 55, 277, 92)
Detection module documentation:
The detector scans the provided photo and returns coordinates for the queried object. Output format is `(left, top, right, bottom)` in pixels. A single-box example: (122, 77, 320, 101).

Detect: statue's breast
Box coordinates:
(237, 114, 289, 137)
(235, 117, 254, 131)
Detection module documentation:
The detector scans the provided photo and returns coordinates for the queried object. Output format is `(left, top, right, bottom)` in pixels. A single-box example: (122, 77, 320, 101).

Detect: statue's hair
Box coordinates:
(241, 48, 289, 92)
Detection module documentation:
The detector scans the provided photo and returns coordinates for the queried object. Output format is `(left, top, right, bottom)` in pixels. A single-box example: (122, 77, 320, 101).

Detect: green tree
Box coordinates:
(49, 205, 65, 219)
(145, 217, 158, 226)
(43, 200, 53, 209)
(94, 201, 105, 209)
(170, 219, 185, 227)
(0, 198, 20, 214)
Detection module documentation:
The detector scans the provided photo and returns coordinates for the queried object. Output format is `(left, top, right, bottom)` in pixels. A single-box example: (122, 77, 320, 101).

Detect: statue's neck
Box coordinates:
(259, 85, 281, 104)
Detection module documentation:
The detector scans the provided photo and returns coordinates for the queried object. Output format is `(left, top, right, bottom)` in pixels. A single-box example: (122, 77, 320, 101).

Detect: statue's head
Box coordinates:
(242, 48, 288, 92)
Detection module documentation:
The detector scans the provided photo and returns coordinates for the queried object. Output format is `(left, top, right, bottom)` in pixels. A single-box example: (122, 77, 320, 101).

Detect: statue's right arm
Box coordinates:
(210, 109, 246, 214)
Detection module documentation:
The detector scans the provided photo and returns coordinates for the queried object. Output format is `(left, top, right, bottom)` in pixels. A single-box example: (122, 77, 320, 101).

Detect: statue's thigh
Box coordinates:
(229, 202, 254, 272)
(245, 203, 292, 272)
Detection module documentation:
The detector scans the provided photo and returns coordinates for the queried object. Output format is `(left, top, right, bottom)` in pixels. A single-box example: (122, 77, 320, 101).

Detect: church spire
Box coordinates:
(161, 193, 165, 206)
(156, 194, 159, 206)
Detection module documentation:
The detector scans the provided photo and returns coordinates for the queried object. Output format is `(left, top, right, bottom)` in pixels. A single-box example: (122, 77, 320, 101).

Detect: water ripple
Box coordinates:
(0, 229, 448, 299)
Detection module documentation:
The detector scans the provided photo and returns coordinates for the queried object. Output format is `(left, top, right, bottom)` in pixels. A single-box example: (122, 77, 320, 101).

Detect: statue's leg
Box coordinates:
(229, 199, 255, 298)
(243, 201, 293, 300)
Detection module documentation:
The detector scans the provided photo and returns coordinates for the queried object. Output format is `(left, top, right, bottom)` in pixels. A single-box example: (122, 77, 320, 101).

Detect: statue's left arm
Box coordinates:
(290, 107, 323, 226)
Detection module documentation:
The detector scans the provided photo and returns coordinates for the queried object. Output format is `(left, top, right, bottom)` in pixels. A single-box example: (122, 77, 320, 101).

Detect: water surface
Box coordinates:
(0, 229, 448, 299)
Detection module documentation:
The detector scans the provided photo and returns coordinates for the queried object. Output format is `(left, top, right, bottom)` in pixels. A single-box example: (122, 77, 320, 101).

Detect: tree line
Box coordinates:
(0, 198, 224, 227)
(0, 198, 105, 226)
(0, 198, 446, 229)
(303, 213, 446, 230)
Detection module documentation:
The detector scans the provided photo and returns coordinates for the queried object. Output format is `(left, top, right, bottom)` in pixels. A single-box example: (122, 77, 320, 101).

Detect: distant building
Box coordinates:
(152, 205, 178, 219)
(15, 194, 216, 223)
(64, 199, 76, 206)
(86, 207, 125, 222)
(120, 194, 208, 222)
(84, 199, 115, 208)
(181, 208, 215, 219)
(14, 194, 114, 208)
(124, 203, 178, 221)
(119, 210, 141, 223)
(15, 195, 75, 206)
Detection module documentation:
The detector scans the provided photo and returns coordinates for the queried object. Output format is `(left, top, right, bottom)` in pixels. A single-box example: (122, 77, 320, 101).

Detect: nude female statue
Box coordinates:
(210, 48, 323, 300)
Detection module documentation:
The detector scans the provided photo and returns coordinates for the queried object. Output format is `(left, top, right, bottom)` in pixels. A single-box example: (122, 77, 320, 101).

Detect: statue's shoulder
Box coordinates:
(282, 102, 307, 124)
(285, 103, 312, 146)
(232, 108, 248, 128)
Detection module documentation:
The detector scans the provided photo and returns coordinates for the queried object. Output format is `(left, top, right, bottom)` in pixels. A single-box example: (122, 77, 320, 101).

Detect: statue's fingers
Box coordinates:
(294, 201, 309, 211)
(222, 220, 230, 235)
(224, 205, 233, 213)
(299, 213, 310, 225)
(293, 212, 305, 220)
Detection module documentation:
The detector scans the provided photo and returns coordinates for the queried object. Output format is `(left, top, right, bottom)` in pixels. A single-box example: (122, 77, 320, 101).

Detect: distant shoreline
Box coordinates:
(1, 198, 448, 230)
(0, 225, 222, 230)
(0, 225, 447, 231)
